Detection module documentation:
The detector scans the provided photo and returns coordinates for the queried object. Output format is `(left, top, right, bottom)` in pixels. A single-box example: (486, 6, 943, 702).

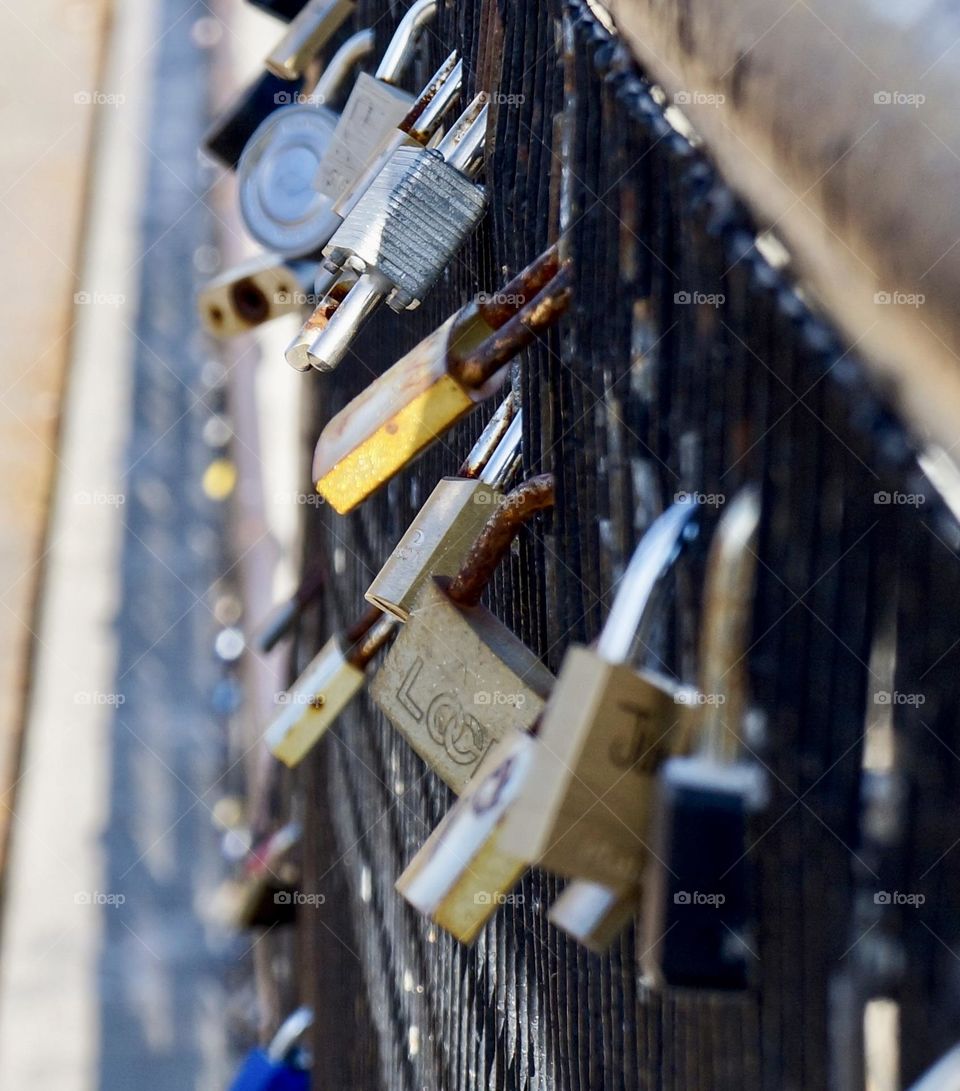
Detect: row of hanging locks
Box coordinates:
(206, 2, 771, 1084)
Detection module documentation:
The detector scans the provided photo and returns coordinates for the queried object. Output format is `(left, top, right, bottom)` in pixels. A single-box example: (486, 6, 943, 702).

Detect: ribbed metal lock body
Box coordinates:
(328, 145, 488, 304)
(265, 635, 365, 766)
(370, 578, 552, 791)
(365, 479, 501, 621)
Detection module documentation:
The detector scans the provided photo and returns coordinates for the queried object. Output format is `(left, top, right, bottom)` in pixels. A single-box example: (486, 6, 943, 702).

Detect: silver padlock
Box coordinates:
(238, 29, 375, 258)
(294, 93, 490, 371)
(239, 1, 436, 259)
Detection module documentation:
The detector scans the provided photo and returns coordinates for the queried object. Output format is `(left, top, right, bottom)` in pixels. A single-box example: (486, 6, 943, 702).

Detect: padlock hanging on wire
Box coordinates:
(197, 253, 320, 339)
(640, 487, 766, 991)
(290, 92, 492, 372)
(228, 1007, 313, 1090)
(310, 247, 571, 512)
(395, 498, 701, 945)
(371, 473, 555, 793)
(239, 0, 441, 259)
(265, 401, 523, 767)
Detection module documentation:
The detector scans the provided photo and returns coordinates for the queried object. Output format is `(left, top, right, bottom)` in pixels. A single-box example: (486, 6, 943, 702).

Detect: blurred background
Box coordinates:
(0, 0, 305, 1084)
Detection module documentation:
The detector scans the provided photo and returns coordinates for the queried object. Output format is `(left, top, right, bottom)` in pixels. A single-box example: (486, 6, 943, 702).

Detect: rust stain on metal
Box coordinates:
(446, 474, 555, 607)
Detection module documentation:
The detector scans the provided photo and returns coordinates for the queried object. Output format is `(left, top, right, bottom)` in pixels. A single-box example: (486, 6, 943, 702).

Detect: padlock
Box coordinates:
(294, 93, 492, 372)
(229, 1007, 312, 1091)
(502, 498, 700, 888)
(212, 822, 302, 929)
(640, 487, 766, 991)
(203, 71, 308, 171)
(240, 1, 438, 259)
(547, 880, 639, 953)
(396, 498, 700, 944)
(238, 28, 376, 258)
(370, 474, 555, 792)
(256, 562, 326, 653)
(267, 604, 397, 766)
(197, 253, 320, 338)
(310, 247, 570, 512)
(265, 0, 355, 81)
(365, 398, 522, 622)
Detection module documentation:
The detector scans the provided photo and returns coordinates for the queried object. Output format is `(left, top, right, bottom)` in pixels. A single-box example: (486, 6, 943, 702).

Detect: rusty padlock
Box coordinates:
(365, 397, 522, 622)
(311, 247, 570, 512)
(370, 474, 555, 791)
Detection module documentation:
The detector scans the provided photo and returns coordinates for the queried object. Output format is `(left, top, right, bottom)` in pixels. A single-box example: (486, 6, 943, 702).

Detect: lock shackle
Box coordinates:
(375, 0, 437, 84)
(346, 612, 398, 669)
(596, 497, 700, 665)
(474, 246, 560, 330)
(403, 54, 463, 143)
(478, 411, 522, 487)
(697, 486, 761, 765)
(266, 1006, 314, 1063)
(266, 0, 355, 81)
(257, 563, 327, 652)
(310, 27, 375, 102)
(457, 393, 517, 479)
(449, 262, 574, 390)
(446, 473, 554, 607)
(435, 95, 489, 176)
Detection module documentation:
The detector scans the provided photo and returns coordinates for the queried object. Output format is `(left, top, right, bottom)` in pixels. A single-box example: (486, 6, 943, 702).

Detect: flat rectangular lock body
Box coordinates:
(198, 254, 312, 338)
(396, 728, 535, 943)
(314, 71, 415, 200)
(370, 578, 552, 790)
(641, 758, 756, 989)
(365, 479, 501, 620)
(505, 647, 694, 886)
(266, 635, 365, 765)
(548, 880, 639, 953)
(329, 144, 488, 306)
(229, 1051, 308, 1091)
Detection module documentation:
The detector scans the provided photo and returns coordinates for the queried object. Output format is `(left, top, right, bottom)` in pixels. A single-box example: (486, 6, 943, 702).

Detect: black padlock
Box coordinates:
(641, 487, 766, 990)
(246, 0, 310, 22)
(202, 72, 306, 171)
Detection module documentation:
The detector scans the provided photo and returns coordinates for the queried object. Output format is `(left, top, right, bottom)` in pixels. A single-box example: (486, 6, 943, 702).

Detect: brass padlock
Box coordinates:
(265, 0, 356, 81)
(197, 254, 316, 338)
(266, 605, 397, 766)
(212, 822, 302, 929)
(396, 726, 537, 943)
(311, 247, 571, 513)
(370, 474, 555, 791)
(547, 880, 639, 953)
(641, 487, 765, 991)
(365, 397, 522, 622)
(502, 498, 701, 887)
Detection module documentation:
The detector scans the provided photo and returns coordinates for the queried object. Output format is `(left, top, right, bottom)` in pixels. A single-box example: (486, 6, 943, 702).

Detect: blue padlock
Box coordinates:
(229, 1007, 312, 1091)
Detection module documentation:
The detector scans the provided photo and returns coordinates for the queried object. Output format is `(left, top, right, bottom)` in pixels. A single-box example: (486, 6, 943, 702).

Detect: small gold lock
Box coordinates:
(265, 0, 356, 81)
(266, 607, 396, 766)
(370, 474, 555, 791)
(197, 254, 309, 339)
(502, 499, 700, 887)
(364, 400, 521, 622)
(312, 247, 571, 513)
(396, 728, 535, 943)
